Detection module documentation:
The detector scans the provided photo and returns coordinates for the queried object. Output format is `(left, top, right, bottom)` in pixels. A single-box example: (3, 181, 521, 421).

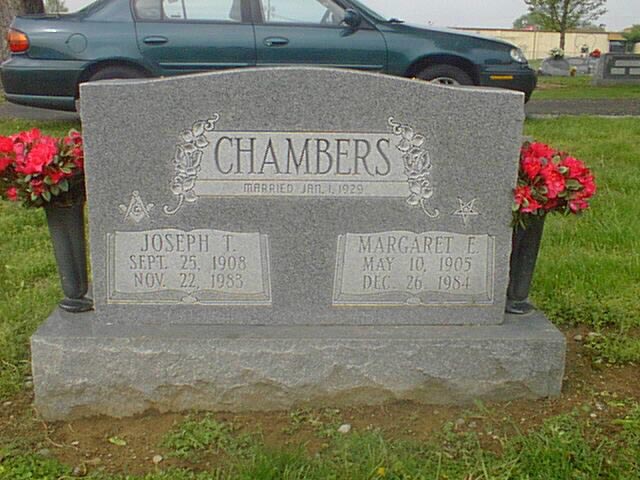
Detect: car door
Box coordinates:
(133, 0, 256, 75)
(251, 0, 387, 71)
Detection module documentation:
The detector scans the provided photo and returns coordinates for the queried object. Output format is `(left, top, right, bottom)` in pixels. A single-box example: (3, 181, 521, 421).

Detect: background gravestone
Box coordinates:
(538, 58, 571, 76)
(593, 53, 640, 85)
(566, 57, 598, 75)
(30, 68, 566, 419)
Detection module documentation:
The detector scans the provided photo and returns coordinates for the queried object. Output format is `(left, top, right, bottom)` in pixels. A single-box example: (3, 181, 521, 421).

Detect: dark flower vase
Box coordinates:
(506, 215, 545, 315)
(44, 202, 93, 313)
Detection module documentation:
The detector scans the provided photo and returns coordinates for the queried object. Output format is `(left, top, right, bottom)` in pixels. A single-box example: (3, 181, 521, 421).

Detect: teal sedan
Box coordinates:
(1, 0, 537, 111)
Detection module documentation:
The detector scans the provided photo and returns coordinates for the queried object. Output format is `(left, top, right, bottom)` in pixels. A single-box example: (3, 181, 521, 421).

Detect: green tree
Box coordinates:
(45, 0, 68, 13)
(622, 24, 640, 52)
(575, 21, 605, 32)
(513, 13, 544, 29)
(524, 0, 607, 50)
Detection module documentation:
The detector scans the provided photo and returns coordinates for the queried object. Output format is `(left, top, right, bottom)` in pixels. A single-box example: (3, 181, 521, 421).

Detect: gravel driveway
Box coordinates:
(525, 98, 640, 117)
(0, 102, 79, 122)
(0, 97, 638, 122)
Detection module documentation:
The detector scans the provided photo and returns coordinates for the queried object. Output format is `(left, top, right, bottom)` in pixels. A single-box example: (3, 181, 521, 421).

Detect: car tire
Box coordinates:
(86, 65, 147, 83)
(416, 64, 474, 86)
(76, 65, 147, 112)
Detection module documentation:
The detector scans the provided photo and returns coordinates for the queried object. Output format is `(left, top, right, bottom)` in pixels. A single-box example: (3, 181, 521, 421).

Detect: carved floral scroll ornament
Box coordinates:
(164, 115, 220, 215)
(388, 117, 440, 218)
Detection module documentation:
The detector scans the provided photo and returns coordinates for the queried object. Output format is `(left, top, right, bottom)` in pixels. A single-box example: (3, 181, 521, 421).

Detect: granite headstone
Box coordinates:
(31, 68, 566, 419)
(593, 53, 640, 85)
(539, 58, 571, 76)
(566, 57, 598, 75)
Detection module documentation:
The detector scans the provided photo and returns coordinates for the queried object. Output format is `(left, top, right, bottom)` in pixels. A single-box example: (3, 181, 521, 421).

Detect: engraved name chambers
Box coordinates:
(195, 132, 411, 197)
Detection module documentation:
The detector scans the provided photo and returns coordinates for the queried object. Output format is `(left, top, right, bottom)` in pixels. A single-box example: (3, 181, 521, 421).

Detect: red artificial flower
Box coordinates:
(11, 141, 25, 160)
(521, 155, 543, 180)
(526, 142, 556, 160)
(543, 197, 561, 211)
(514, 185, 542, 213)
(71, 147, 84, 169)
(568, 198, 589, 212)
(0, 128, 85, 208)
(15, 135, 58, 175)
(540, 162, 566, 199)
(579, 174, 597, 196)
(0, 155, 11, 173)
(0, 136, 13, 153)
(514, 141, 596, 225)
(560, 156, 588, 178)
(48, 169, 66, 184)
(64, 131, 82, 146)
(63, 131, 84, 169)
(30, 179, 45, 196)
(6, 186, 18, 201)
(12, 128, 41, 145)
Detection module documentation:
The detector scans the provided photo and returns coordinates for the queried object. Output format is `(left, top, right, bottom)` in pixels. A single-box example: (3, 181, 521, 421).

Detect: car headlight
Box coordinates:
(510, 48, 528, 64)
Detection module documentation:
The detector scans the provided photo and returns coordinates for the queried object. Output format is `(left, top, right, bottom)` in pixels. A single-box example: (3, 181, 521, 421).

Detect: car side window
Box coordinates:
(259, 0, 345, 25)
(147, 0, 243, 22)
(134, 0, 162, 20)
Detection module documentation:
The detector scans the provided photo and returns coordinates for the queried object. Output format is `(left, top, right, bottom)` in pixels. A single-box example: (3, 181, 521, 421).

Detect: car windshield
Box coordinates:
(346, 0, 394, 22)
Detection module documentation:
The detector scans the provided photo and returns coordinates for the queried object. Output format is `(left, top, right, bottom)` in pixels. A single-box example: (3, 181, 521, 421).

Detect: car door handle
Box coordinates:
(264, 37, 289, 47)
(143, 36, 169, 45)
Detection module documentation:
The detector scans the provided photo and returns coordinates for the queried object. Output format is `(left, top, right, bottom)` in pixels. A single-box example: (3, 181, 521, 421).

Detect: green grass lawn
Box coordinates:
(532, 75, 640, 100)
(525, 117, 640, 363)
(0, 120, 81, 398)
(0, 117, 639, 479)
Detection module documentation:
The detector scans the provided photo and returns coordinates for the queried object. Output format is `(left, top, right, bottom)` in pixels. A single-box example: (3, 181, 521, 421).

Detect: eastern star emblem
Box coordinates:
(119, 191, 155, 224)
(452, 198, 479, 225)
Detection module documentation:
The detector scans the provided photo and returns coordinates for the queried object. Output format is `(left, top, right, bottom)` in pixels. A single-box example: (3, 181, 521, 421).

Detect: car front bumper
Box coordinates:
(1, 56, 86, 111)
(479, 65, 537, 101)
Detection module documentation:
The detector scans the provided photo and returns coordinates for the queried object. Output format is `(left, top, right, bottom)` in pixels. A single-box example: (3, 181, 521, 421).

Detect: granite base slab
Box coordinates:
(31, 309, 566, 420)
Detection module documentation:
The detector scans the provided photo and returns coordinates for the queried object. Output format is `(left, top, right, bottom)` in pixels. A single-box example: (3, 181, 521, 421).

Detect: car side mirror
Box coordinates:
(342, 9, 362, 28)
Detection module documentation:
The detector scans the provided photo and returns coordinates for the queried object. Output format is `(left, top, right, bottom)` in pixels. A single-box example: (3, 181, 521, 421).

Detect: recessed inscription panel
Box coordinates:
(333, 231, 494, 306)
(107, 229, 271, 305)
(165, 117, 439, 220)
(614, 60, 640, 68)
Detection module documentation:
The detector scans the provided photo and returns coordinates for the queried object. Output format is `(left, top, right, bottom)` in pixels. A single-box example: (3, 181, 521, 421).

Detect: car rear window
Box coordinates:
(79, 0, 133, 22)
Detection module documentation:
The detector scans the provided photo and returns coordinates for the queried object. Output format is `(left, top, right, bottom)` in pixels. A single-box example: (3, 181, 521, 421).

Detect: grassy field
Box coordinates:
(0, 116, 639, 479)
(526, 117, 640, 362)
(532, 75, 640, 100)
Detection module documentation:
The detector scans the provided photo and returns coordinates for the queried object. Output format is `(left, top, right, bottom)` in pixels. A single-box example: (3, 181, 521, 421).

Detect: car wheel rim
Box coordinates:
(430, 77, 460, 85)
